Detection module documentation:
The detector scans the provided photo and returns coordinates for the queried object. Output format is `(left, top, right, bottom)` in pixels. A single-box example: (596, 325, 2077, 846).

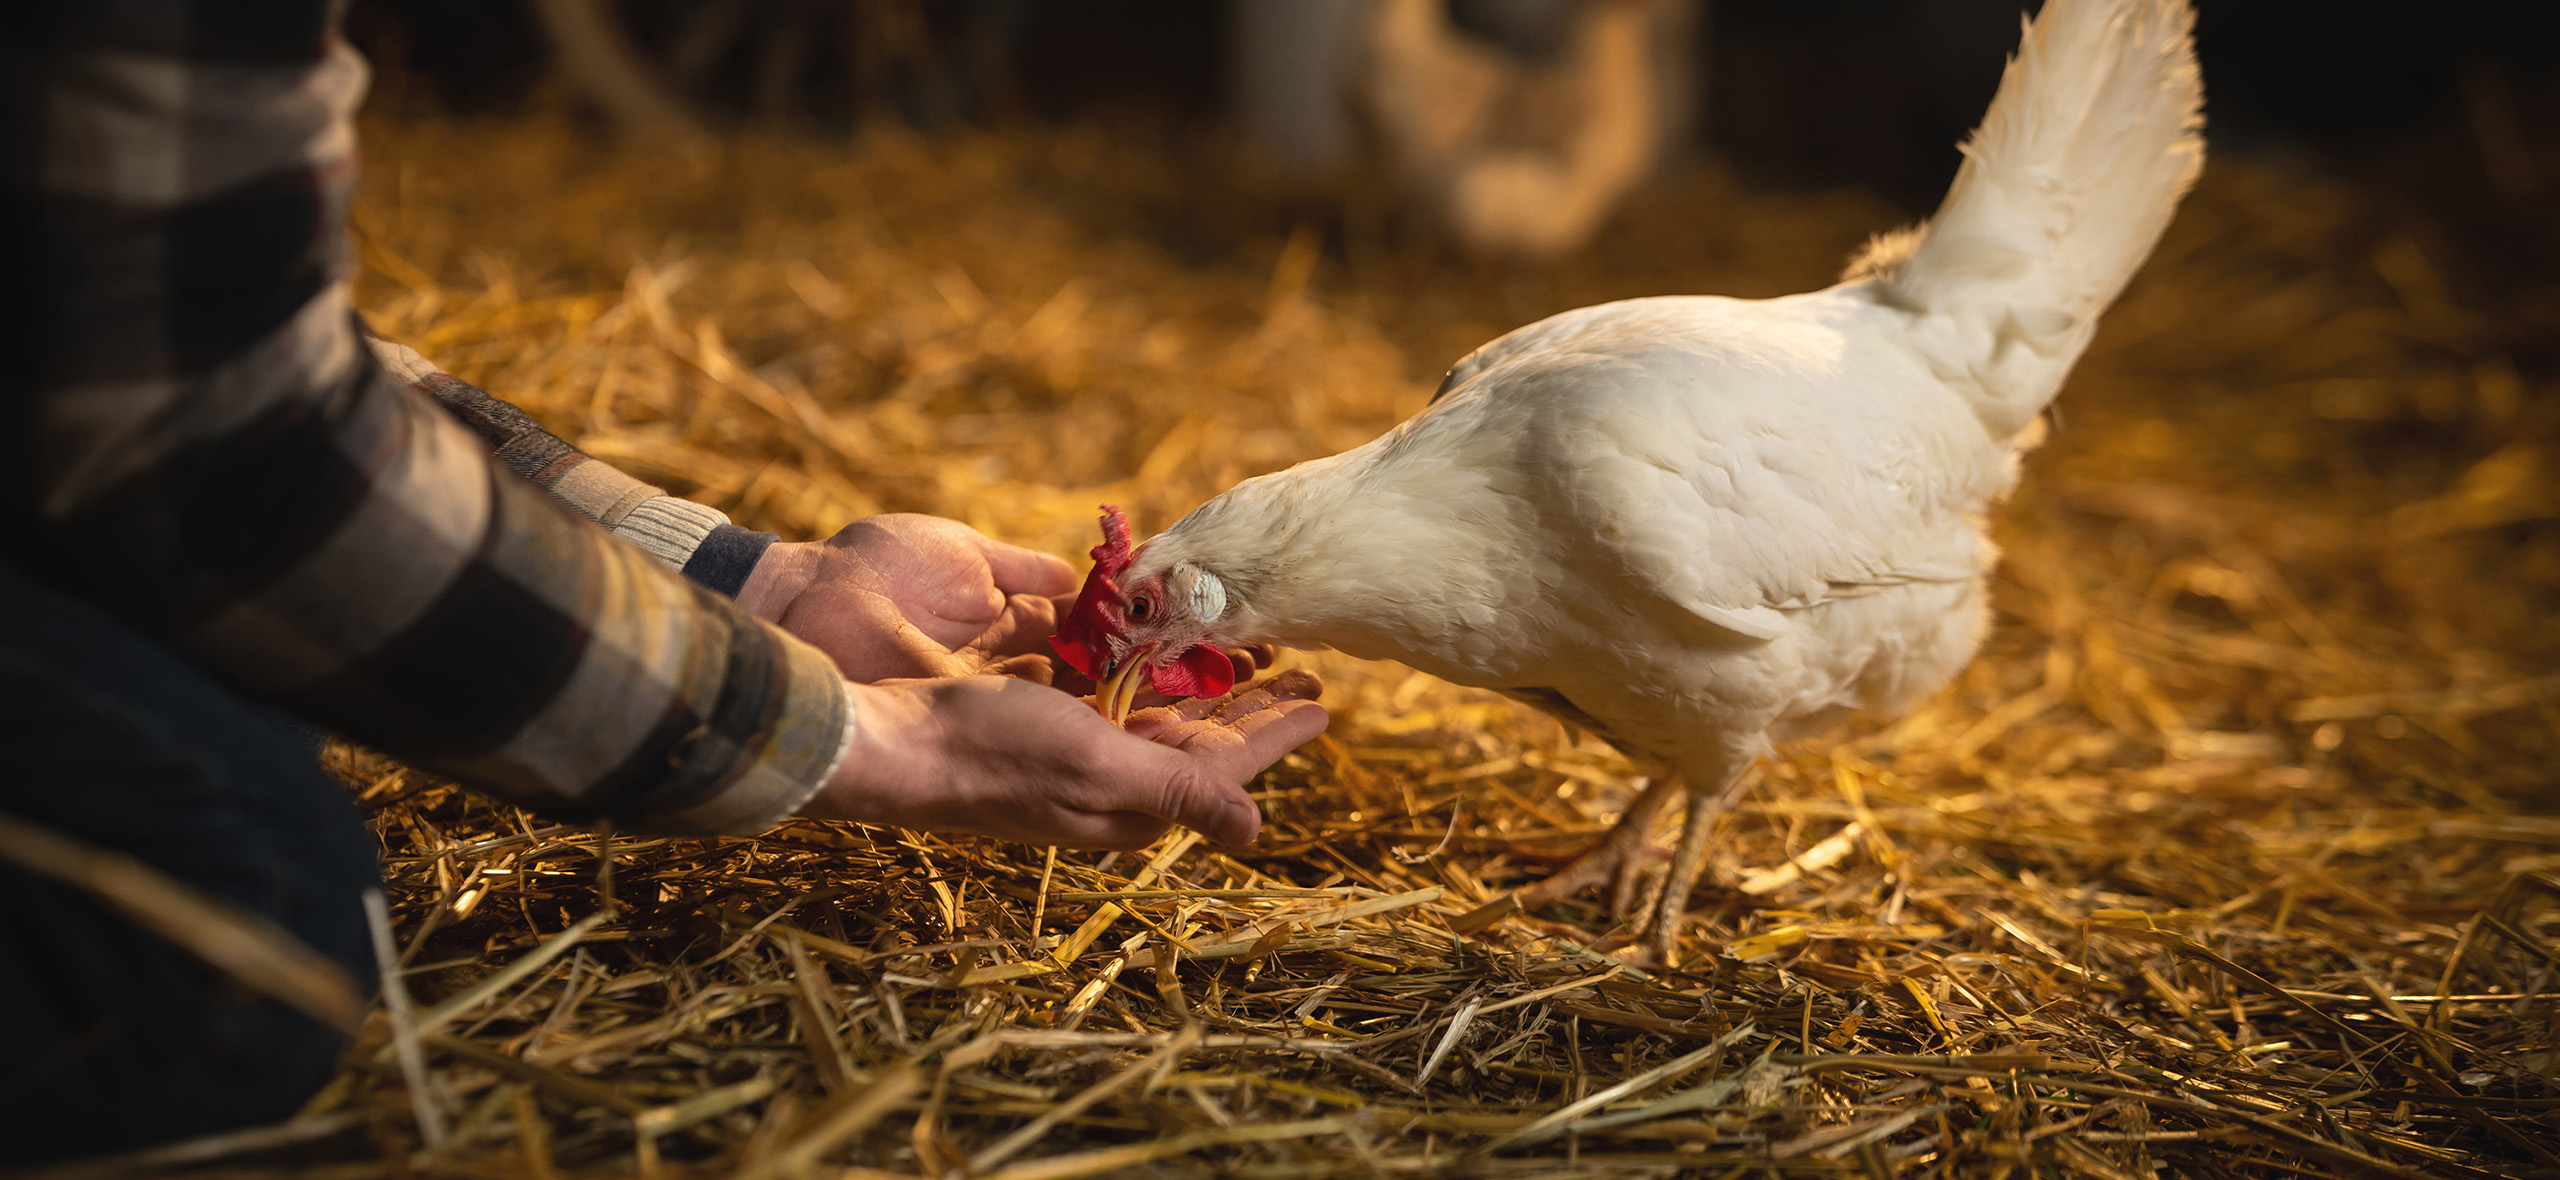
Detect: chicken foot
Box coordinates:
(1449, 772, 1681, 935)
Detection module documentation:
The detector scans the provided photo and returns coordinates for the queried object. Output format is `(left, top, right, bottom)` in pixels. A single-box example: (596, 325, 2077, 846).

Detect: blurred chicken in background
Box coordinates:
(1234, 0, 1701, 260)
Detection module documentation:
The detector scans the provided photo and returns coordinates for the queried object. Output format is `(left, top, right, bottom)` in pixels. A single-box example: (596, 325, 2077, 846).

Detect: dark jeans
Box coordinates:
(0, 561, 380, 1164)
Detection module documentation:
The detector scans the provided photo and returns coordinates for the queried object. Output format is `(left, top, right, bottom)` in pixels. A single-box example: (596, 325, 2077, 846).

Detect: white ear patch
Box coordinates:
(1188, 568, 1228, 622)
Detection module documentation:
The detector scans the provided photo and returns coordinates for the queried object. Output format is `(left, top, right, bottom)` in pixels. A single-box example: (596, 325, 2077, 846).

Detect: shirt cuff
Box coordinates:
(681, 524, 781, 597)
(610, 496, 732, 569)
(368, 332, 768, 596)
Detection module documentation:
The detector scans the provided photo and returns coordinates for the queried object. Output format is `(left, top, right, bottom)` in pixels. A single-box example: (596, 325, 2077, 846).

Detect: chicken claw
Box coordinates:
(1450, 773, 1682, 935)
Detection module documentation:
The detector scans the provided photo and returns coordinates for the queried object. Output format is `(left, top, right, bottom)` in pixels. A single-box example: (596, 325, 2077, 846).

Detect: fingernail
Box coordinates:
(1225, 799, 1261, 844)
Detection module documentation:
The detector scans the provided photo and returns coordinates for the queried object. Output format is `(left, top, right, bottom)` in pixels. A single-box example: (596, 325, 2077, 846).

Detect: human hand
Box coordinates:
(736, 514, 1076, 683)
(799, 670, 1328, 849)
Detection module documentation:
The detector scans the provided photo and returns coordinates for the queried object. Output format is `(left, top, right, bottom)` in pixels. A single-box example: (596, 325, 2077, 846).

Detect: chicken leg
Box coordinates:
(1647, 765, 1750, 967)
(1449, 771, 1680, 936)
(1452, 756, 1752, 969)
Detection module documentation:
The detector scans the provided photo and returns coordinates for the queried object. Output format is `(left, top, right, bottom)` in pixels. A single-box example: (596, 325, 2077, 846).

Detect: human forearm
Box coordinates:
(366, 335, 779, 595)
(27, 337, 854, 833)
(4, 1, 848, 835)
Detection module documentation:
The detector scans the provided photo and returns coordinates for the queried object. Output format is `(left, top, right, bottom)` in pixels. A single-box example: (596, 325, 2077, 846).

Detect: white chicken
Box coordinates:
(1054, 0, 2203, 962)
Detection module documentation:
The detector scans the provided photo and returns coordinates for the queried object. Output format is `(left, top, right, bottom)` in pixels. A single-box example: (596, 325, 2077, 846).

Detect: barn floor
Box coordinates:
(89, 108, 2560, 1177)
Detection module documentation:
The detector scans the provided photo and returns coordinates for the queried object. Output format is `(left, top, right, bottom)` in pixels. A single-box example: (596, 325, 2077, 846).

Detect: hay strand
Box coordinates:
(105, 102, 2558, 1176)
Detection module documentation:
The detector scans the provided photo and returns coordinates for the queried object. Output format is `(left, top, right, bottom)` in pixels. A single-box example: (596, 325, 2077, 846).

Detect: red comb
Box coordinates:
(1091, 504, 1134, 577)
(1049, 506, 1132, 679)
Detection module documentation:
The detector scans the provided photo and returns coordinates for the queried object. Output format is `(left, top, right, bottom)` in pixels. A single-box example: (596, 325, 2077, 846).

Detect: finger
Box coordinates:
(1206, 668, 1324, 721)
(1199, 669, 1330, 723)
(1173, 698, 1330, 788)
(1130, 764, 1262, 847)
(1040, 810, 1174, 852)
(873, 622, 976, 681)
(1121, 669, 1324, 736)
(1118, 693, 1325, 847)
(982, 652, 1054, 685)
(1044, 708, 1284, 846)
(972, 593, 1061, 657)
(1119, 703, 1188, 739)
(788, 593, 977, 682)
(1120, 687, 1231, 734)
(975, 536, 1078, 598)
(906, 582, 1008, 650)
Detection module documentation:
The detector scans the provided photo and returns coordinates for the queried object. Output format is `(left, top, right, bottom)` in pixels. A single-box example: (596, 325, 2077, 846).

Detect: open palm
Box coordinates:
(736, 513, 1076, 682)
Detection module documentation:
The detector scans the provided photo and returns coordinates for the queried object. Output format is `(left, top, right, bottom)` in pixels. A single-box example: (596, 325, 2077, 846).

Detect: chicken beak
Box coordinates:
(1094, 644, 1157, 724)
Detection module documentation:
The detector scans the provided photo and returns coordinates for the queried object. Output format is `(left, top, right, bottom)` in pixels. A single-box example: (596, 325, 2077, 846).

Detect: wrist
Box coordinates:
(802, 680, 933, 824)
(734, 540, 821, 619)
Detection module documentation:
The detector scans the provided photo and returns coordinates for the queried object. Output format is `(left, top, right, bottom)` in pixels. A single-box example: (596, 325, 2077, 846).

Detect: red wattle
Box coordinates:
(1049, 634, 1101, 679)
(1149, 643, 1237, 699)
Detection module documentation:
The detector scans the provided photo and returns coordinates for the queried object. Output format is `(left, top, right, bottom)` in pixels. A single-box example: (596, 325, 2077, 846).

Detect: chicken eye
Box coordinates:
(1128, 596, 1152, 621)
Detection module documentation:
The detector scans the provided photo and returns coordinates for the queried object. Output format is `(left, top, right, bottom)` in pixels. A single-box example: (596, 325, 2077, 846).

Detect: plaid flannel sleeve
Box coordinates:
(366, 336, 781, 597)
(0, 2, 851, 835)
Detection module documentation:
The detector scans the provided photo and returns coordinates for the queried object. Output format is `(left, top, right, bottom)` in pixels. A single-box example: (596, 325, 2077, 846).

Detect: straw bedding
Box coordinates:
(84, 110, 2560, 1176)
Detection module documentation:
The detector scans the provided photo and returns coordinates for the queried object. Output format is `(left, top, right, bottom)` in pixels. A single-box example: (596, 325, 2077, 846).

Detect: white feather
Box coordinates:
(1869, 0, 2204, 439)
(1136, 0, 2202, 788)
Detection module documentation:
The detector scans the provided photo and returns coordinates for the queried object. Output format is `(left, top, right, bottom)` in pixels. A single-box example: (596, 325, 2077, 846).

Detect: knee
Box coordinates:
(0, 652, 381, 1163)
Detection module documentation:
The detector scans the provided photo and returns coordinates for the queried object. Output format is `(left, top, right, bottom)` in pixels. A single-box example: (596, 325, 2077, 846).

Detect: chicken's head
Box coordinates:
(1050, 505, 1238, 721)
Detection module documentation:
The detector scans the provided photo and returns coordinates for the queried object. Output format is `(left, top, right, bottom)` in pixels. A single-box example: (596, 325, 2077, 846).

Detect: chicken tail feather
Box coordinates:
(1861, 0, 2204, 439)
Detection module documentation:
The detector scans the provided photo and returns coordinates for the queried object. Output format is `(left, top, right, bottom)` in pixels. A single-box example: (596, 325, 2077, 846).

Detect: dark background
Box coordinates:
(348, 0, 2559, 333)
(349, 0, 2560, 185)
